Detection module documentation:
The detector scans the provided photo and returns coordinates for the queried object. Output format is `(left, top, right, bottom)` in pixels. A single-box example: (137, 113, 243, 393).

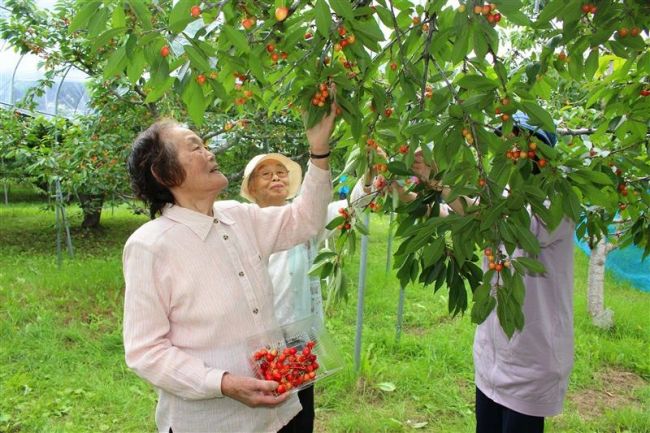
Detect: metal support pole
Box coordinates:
(395, 284, 406, 343)
(53, 67, 74, 266)
(385, 212, 394, 274)
(353, 213, 370, 372)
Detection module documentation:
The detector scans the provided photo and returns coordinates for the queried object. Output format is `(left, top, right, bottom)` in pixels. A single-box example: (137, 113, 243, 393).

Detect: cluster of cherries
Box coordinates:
(311, 82, 331, 107)
(368, 201, 383, 212)
(581, 3, 598, 15)
(472, 3, 502, 25)
(333, 26, 356, 52)
(266, 43, 288, 64)
(252, 341, 319, 395)
(505, 142, 547, 167)
(485, 248, 510, 272)
(461, 128, 475, 144)
(337, 207, 352, 231)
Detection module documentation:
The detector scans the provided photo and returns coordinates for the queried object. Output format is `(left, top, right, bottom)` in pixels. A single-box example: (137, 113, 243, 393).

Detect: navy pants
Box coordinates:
(277, 385, 314, 433)
(476, 387, 544, 433)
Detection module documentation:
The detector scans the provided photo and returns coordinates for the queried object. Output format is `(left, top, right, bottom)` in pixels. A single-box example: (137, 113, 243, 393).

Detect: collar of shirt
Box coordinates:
(162, 203, 235, 241)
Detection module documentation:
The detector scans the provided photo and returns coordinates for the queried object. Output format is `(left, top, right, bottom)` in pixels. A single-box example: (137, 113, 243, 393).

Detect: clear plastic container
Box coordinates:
(247, 316, 343, 395)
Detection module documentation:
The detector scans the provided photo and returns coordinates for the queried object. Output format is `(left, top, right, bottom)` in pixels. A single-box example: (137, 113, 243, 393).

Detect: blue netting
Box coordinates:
(575, 235, 650, 293)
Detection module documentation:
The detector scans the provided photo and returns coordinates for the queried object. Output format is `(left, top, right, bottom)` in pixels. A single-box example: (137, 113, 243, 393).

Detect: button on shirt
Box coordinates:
(122, 163, 331, 433)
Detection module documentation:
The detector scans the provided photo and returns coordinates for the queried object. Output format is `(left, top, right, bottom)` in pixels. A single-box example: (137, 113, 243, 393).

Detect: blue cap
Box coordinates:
(512, 112, 557, 147)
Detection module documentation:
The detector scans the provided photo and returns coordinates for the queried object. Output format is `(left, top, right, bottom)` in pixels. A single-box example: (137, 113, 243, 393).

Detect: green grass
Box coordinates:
(1, 200, 649, 433)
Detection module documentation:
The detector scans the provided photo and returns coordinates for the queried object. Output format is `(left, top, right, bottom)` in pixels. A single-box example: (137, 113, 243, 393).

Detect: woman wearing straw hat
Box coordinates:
(240, 152, 351, 433)
(121, 103, 338, 433)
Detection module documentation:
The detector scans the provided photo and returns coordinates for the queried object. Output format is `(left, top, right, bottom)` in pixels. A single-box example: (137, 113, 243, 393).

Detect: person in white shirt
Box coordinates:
(240, 153, 348, 433)
(122, 103, 337, 433)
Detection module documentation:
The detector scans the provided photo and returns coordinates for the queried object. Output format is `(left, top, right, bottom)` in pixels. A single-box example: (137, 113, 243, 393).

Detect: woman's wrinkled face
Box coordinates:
(163, 126, 228, 197)
(248, 160, 290, 207)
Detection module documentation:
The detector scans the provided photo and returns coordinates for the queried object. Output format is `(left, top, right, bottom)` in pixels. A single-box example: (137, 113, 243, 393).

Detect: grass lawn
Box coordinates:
(1, 197, 649, 433)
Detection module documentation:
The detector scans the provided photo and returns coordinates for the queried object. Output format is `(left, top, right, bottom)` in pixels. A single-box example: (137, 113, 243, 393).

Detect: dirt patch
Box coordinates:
(569, 368, 647, 419)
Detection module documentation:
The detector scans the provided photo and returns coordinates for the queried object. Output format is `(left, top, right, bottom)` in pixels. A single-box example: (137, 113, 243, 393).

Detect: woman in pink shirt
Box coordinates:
(411, 114, 574, 433)
(122, 105, 337, 433)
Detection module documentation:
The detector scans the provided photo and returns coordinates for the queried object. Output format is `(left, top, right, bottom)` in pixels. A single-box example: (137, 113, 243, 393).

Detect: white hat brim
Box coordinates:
(240, 153, 302, 203)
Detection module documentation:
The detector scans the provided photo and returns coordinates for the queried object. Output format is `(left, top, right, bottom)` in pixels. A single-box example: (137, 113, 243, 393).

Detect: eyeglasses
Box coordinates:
(255, 169, 289, 180)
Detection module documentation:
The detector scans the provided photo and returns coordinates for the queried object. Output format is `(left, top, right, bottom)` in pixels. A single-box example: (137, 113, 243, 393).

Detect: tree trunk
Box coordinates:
(78, 193, 104, 229)
(587, 238, 614, 329)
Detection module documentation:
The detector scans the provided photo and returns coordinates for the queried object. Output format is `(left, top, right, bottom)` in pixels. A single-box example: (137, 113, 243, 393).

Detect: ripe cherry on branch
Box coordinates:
(241, 17, 255, 30)
(275, 6, 288, 22)
(160, 45, 170, 57)
(311, 82, 331, 107)
(190, 5, 201, 18)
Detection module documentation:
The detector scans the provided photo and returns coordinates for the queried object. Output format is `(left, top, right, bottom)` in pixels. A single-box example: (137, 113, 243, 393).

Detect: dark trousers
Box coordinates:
(277, 385, 315, 433)
(476, 387, 544, 433)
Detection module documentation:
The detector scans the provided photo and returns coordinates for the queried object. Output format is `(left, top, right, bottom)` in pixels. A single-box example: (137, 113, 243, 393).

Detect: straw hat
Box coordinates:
(240, 153, 302, 203)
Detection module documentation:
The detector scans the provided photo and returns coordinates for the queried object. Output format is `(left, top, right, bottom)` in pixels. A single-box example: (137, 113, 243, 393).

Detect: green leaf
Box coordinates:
(144, 76, 175, 103)
(471, 283, 496, 325)
(315, 0, 332, 38)
(535, 0, 566, 26)
(451, 23, 470, 64)
(515, 257, 546, 274)
(457, 74, 499, 91)
(169, 0, 196, 33)
(496, 284, 524, 338)
(572, 169, 613, 186)
(127, 49, 147, 84)
(184, 44, 212, 72)
(387, 161, 412, 176)
(422, 238, 445, 268)
(128, 0, 152, 31)
(94, 27, 127, 51)
(519, 100, 555, 132)
(182, 78, 207, 126)
(103, 45, 127, 79)
(87, 7, 109, 38)
(404, 120, 436, 136)
(326, 216, 345, 230)
(354, 218, 370, 236)
(329, 0, 355, 20)
(584, 49, 599, 80)
(112, 2, 126, 28)
(69, 0, 102, 33)
(222, 25, 251, 53)
(510, 224, 541, 255)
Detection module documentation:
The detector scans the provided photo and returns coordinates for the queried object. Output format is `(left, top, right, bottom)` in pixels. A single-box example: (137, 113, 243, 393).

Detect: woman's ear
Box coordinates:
(150, 166, 166, 186)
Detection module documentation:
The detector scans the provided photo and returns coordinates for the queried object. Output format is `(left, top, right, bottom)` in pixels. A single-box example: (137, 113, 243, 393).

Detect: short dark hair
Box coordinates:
(127, 120, 186, 218)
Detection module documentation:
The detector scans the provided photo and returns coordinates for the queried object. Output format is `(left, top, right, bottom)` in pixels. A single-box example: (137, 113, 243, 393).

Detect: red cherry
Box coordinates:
(275, 6, 289, 21)
(190, 5, 201, 17)
(160, 45, 170, 57)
